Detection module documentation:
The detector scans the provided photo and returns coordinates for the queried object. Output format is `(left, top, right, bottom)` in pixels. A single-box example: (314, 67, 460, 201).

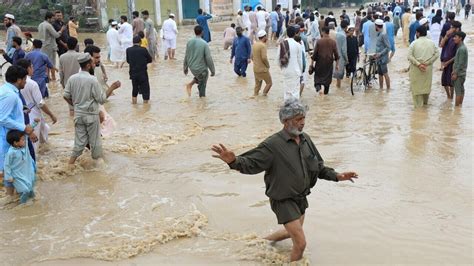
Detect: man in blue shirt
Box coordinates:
(196, 8, 213, 43)
(3, 14, 21, 56)
(393, 3, 402, 16)
(409, 12, 422, 44)
(230, 26, 252, 77)
(362, 14, 376, 54)
(1, 36, 25, 65)
(0, 66, 36, 198)
(374, 19, 391, 90)
(25, 40, 55, 98)
(384, 16, 396, 60)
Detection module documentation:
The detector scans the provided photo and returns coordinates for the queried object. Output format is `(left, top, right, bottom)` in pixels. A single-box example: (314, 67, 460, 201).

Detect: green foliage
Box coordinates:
(0, 1, 86, 27)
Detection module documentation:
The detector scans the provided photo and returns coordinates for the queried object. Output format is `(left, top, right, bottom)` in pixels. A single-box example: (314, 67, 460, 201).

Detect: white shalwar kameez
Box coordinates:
(162, 18, 178, 50)
(20, 77, 49, 153)
(118, 22, 133, 52)
(279, 38, 303, 101)
(107, 28, 124, 62)
(256, 10, 267, 32)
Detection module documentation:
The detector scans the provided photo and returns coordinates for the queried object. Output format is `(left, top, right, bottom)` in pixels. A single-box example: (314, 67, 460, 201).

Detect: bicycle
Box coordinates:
(350, 54, 379, 95)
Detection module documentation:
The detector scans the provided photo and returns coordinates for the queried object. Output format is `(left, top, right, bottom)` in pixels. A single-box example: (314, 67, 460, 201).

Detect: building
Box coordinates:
(99, 0, 302, 28)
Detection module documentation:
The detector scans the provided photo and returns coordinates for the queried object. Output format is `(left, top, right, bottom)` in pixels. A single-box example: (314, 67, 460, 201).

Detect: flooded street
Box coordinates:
(0, 15, 472, 265)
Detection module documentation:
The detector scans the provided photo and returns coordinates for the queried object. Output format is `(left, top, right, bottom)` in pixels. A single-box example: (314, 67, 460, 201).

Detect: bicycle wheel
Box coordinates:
(351, 68, 366, 95)
(367, 61, 378, 87)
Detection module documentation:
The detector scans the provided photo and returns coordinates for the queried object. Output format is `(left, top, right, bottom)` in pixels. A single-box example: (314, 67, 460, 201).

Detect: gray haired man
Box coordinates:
(212, 99, 358, 262)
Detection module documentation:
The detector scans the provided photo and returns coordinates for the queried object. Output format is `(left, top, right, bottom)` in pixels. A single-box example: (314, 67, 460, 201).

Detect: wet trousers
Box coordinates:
(193, 70, 209, 97)
(234, 58, 248, 77)
(131, 72, 150, 100)
(72, 115, 102, 159)
(412, 93, 430, 108)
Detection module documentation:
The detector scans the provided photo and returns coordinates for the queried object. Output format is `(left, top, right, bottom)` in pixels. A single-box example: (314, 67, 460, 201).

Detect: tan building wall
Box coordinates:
(211, 0, 234, 17)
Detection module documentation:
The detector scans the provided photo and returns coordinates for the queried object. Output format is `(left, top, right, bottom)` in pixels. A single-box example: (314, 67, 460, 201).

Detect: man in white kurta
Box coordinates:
(243, 7, 252, 37)
(118, 16, 133, 67)
(17, 59, 57, 153)
(107, 21, 124, 66)
(279, 26, 303, 101)
(256, 7, 267, 32)
(162, 14, 178, 60)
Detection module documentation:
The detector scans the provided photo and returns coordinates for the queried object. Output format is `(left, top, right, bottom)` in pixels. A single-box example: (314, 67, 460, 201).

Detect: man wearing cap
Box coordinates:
(252, 30, 272, 96)
(63, 53, 121, 167)
(418, 18, 431, 39)
(230, 27, 251, 77)
(279, 25, 303, 101)
(106, 21, 123, 68)
(132, 11, 144, 36)
(126, 36, 152, 104)
(408, 26, 439, 108)
(4, 14, 22, 56)
(212, 98, 358, 262)
(162, 13, 178, 60)
(38, 11, 65, 82)
(184, 26, 215, 97)
(374, 19, 391, 90)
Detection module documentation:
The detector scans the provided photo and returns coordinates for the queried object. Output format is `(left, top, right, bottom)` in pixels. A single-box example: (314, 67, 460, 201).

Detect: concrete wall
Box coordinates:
(211, 0, 235, 16)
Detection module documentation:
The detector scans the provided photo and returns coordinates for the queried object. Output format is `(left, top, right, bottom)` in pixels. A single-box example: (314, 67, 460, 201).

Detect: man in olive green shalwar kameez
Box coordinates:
(212, 99, 358, 262)
(184, 26, 215, 97)
(63, 53, 121, 167)
(408, 26, 439, 108)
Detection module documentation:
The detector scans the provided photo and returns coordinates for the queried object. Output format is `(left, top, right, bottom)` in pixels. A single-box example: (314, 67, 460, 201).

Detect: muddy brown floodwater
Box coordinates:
(0, 13, 472, 266)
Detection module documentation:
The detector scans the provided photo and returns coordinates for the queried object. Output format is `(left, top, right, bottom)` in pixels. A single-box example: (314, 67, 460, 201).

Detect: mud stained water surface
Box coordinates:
(0, 12, 472, 266)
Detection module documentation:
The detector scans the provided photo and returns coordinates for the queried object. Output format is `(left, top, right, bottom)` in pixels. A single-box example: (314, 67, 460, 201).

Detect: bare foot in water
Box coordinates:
(185, 84, 192, 96)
